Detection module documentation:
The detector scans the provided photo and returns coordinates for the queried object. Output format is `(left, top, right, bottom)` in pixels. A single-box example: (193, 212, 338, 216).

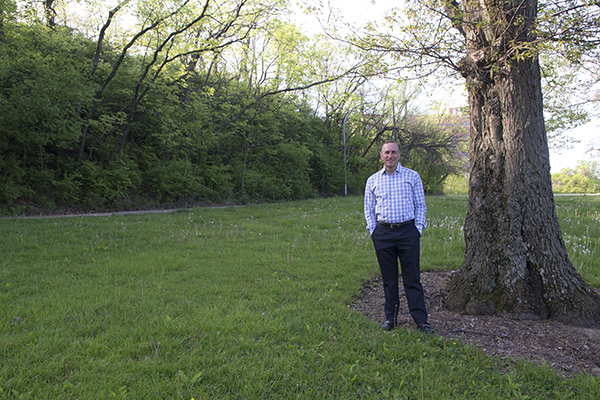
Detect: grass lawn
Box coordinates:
(1, 195, 599, 399)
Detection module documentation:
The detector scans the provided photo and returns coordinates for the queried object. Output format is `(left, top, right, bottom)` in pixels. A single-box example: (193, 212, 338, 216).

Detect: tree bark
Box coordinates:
(44, 0, 56, 28)
(446, 0, 600, 326)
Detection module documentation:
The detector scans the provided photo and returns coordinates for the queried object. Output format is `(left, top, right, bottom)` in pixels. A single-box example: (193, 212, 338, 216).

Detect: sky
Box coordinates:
(294, 0, 599, 174)
(548, 121, 598, 173)
(294, 0, 386, 27)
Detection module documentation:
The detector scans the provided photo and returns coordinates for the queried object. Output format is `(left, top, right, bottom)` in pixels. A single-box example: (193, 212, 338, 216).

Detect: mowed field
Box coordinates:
(1, 195, 599, 399)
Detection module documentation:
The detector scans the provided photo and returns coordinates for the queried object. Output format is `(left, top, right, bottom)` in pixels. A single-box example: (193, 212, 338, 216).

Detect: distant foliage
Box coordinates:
(552, 161, 600, 194)
(442, 174, 469, 195)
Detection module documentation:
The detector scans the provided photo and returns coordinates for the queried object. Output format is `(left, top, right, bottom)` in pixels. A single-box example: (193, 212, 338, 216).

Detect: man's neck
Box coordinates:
(385, 165, 397, 175)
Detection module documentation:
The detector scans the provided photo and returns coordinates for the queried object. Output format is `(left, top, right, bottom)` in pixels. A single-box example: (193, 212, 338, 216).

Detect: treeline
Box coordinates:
(0, 1, 467, 214)
(0, 26, 343, 213)
(552, 161, 600, 194)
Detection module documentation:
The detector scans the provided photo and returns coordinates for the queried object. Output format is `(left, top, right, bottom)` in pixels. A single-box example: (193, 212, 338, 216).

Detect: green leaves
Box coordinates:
(0, 24, 91, 146)
(552, 160, 600, 193)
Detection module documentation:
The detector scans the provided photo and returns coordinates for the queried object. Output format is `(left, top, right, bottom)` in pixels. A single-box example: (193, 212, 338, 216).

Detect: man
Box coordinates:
(364, 140, 432, 333)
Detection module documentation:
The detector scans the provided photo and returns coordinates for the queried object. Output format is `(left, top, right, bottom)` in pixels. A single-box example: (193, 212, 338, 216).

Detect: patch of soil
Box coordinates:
(351, 271, 600, 378)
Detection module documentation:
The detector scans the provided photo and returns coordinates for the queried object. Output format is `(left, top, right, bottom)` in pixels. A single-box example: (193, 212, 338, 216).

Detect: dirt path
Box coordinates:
(352, 271, 600, 378)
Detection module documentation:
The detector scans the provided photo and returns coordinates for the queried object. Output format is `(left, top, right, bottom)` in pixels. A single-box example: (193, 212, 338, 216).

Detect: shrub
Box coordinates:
(79, 160, 141, 208)
(143, 161, 210, 202)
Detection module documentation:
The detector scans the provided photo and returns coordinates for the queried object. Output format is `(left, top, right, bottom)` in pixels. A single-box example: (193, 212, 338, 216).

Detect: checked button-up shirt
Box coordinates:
(364, 164, 427, 236)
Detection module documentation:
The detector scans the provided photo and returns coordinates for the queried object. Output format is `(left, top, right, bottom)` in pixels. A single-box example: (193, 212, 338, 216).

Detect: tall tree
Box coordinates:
(355, 0, 600, 325)
(76, 0, 270, 162)
(0, 21, 95, 204)
(443, 0, 600, 324)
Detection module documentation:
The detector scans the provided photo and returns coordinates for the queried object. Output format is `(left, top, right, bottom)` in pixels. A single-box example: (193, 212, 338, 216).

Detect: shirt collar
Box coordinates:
(380, 164, 403, 175)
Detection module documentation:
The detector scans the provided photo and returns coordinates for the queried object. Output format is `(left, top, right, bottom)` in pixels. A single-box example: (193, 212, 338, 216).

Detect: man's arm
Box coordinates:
(364, 177, 377, 235)
(413, 173, 427, 235)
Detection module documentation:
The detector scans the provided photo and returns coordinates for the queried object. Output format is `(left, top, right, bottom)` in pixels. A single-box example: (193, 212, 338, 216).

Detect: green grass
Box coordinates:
(1, 196, 599, 399)
(421, 195, 469, 271)
(554, 195, 600, 287)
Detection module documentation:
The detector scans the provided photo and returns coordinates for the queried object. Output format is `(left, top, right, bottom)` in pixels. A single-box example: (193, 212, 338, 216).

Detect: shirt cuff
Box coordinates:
(416, 224, 424, 236)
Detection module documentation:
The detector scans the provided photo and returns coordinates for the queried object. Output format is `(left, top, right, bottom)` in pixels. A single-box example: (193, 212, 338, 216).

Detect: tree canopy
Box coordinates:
(336, 0, 599, 147)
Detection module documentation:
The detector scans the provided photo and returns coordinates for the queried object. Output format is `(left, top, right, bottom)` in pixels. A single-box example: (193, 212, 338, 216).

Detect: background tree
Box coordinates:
(348, 84, 469, 194)
(0, 22, 95, 205)
(537, 0, 600, 132)
(540, 54, 595, 149)
(588, 139, 600, 159)
(76, 0, 266, 163)
(0, 0, 16, 43)
(552, 160, 600, 193)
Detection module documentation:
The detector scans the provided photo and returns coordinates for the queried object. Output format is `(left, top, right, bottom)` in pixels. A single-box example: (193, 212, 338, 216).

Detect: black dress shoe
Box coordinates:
(380, 320, 395, 331)
(417, 322, 433, 334)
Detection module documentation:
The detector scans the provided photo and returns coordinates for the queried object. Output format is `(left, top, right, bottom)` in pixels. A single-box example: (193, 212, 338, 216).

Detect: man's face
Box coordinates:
(380, 142, 400, 170)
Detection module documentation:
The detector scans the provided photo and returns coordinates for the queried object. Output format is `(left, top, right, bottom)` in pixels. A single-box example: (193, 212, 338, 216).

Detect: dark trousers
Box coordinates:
(371, 222, 427, 326)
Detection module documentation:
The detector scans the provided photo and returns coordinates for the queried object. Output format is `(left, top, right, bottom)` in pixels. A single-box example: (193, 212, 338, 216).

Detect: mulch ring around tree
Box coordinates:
(351, 270, 600, 378)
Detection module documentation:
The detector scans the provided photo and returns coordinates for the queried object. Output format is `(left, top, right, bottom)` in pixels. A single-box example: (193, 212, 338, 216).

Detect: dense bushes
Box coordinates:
(0, 23, 347, 213)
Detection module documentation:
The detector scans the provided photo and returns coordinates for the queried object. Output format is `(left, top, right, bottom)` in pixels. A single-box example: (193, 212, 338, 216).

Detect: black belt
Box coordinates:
(378, 219, 414, 229)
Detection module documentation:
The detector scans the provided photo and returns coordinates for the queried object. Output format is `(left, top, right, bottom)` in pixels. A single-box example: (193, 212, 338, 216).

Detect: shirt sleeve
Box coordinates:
(364, 176, 377, 235)
(412, 172, 427, 235)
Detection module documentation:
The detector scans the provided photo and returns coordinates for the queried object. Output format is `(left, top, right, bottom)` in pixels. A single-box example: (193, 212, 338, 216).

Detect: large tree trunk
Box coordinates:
(446, 0, 600, 326)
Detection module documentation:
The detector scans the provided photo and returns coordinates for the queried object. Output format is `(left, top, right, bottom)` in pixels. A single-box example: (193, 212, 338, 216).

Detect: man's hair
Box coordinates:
(381, 140, 400, 152)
